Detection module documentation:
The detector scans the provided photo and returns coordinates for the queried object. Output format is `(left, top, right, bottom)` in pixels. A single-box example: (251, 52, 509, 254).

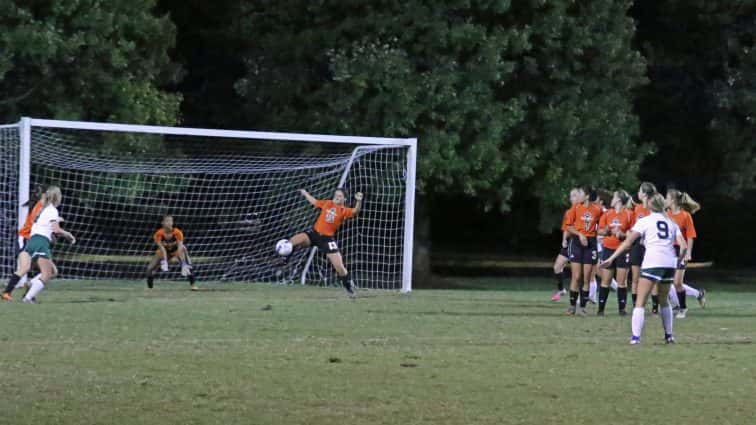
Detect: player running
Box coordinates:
(666, 189, 703, 318)
(2, 186, 75, 303)
(287, 188, 363, 297)
(596, 190, 634, 316)
(601, 193, 687, 344)
(564, 186, 603, 316)
(551, 188, 580, 302)
(146, 215, 197, 290)
(2, 186, 52, 300)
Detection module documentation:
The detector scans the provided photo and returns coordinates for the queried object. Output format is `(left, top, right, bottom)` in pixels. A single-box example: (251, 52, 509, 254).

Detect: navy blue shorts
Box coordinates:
(569, 237, 597, 265)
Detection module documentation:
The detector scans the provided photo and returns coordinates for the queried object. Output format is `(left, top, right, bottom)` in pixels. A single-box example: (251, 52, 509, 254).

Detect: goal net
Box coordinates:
(0, 118, 416, 292)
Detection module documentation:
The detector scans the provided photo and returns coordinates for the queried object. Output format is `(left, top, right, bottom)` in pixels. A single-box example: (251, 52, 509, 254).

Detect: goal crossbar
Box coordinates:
(27, 118, 416, 146)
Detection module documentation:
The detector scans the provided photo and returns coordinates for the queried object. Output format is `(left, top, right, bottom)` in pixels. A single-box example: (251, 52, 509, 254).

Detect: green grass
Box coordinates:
(1, 278, 755, 425)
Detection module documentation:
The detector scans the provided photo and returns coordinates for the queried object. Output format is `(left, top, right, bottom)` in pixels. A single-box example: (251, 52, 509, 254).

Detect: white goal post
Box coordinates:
(0, 117, 417, 292)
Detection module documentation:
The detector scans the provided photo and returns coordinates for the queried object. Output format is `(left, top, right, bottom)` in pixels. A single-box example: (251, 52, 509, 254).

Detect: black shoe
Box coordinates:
(652, 306, 659, 315)
(597, 310, 605, 316)
(618, 309, 627, 316)
(344, 280, 357, 298)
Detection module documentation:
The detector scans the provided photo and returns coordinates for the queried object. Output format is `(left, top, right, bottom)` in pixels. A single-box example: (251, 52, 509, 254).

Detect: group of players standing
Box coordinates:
(553, 182, 705, 343)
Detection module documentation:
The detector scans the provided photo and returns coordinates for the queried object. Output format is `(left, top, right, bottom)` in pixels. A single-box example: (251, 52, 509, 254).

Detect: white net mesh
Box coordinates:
(1, 123, 411, 290)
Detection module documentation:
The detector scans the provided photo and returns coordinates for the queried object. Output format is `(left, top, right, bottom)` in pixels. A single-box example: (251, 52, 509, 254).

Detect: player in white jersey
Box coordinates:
(601, 193, 687, 344)
(2, 186, 76, 303)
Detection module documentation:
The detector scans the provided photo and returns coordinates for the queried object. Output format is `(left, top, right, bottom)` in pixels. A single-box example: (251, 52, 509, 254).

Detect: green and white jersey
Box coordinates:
(30, 204, 60, 241)
(631, 212, 679, 269)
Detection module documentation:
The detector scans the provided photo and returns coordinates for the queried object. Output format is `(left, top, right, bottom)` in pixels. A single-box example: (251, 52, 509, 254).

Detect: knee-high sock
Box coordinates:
(555, 272, 564, 292)
(683, 284, 700, 298)
(668, 289, 679, 308)
(631, 307, 645, 338)
(660, 306, 674, 336)
(3, 273, 21, 294)
(598, 286, 610, 312)
(677, 290, 687, 309)
(617, 287, 627, 311)
(24, 278, 45, 300)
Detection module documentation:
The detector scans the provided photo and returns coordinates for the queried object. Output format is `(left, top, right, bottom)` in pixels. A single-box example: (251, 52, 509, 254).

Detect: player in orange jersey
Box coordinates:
(596, 190, 635, 316)
(666, 189, 704, 318)
(551, 188, 580, 302)
(146, 215, 197, 290)
(288, 188, 363, 297)
(564, 186, 603, 315)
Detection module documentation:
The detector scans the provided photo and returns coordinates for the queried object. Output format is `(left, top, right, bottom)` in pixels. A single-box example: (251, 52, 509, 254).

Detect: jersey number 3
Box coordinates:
(656, 221, 669, 239)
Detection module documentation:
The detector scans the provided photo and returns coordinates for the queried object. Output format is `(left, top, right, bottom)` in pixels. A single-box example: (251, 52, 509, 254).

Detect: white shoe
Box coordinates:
(675, 308, 688, 319)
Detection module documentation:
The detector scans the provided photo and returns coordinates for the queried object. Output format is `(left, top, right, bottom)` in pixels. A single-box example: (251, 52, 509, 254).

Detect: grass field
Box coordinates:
(1, 277, 755, 425)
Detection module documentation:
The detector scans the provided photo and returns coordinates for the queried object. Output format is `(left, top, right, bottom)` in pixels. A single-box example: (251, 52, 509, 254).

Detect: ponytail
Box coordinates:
(669, 189, 701, 215)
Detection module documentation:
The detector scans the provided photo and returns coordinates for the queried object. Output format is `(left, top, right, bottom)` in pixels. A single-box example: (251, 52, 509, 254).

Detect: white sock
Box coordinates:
(589, 280, 597, 300)
(610, 278, 618, 291)
(24, 278, 45, 301)
(15, 275, 28, 289)
(660, 306, 674, 335)
(631, 307, 645, 338)
(668, 289, 679, 308)
(683, 283, 700, 298)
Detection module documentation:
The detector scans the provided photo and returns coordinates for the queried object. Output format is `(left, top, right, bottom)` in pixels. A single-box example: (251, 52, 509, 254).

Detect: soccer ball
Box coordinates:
(275, 239, 293, 256)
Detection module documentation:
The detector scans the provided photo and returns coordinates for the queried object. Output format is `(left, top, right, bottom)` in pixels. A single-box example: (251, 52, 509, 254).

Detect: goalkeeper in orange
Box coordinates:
(146, 215, 197, 290)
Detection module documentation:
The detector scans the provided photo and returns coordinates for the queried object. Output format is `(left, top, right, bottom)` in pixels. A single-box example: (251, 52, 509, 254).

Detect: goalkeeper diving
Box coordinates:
(146, 215, 197, 291)
(285, 188, 363, 297)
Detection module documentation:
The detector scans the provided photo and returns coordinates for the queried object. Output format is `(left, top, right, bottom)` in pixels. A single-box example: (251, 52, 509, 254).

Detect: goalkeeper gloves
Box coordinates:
(181, 263, 192, 277)
(160, 259, 169, 272)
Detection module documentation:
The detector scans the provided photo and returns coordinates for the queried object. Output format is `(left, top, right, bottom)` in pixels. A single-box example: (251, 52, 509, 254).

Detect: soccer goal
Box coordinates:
(0, 118, 417, 292)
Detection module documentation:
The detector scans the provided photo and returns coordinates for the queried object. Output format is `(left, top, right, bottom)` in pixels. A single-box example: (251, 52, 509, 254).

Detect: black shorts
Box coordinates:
(568, 236, 598, 265)
(601, 248, 630, 269)
(558, 237, 571, 258)
(304, 228, 339, 254)
(630, 241, 645, 267)
(674, 245, 686, 270)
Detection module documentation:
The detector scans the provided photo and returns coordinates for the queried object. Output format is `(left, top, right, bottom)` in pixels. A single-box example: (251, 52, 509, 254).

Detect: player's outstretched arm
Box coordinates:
(52, 222, 76, 245)
(353, 192, 364, 215)
(299, 189, 318, 207)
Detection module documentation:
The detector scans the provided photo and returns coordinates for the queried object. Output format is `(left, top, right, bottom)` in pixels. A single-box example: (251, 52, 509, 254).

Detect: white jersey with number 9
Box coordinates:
(630, 212, 679, 269)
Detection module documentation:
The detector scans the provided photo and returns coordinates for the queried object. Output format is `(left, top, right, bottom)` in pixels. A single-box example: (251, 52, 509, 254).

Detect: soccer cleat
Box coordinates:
(665, 334, 676, 344)
(190, 284, 199, 292)
(576, 308, 588, 317)
(559, 289, 567, 295)
(596, 310, 605, 316)
(676, 308, 688, 319)
(629, 336, 641, 345)
(566, 306, 576, 316)
(618, 309, 627, 317)
(588, 297, 597, 305)
(1, 293, 12, 302)
(551, 292, 562, 302)
(21, 297, 36, 304)
(697, 289, 707, 309)
(651, 305, 659, 315)
(344, 280, 357, 298)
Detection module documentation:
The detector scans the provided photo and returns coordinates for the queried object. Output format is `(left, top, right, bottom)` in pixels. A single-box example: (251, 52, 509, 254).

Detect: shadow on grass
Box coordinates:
(366, 309, 565, 318)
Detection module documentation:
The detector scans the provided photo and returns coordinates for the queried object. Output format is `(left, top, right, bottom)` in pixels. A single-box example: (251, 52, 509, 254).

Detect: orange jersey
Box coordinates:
(667, 209, 697, 242)
(565, 203, 603, 237)
(561, 205, 576, 231)
(18, 201, 45, 240)
(633, 204, 651, 225)
(153, 227, 184, 252)
(599, 208, 634, 249)
(313, 200, 355, 236)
